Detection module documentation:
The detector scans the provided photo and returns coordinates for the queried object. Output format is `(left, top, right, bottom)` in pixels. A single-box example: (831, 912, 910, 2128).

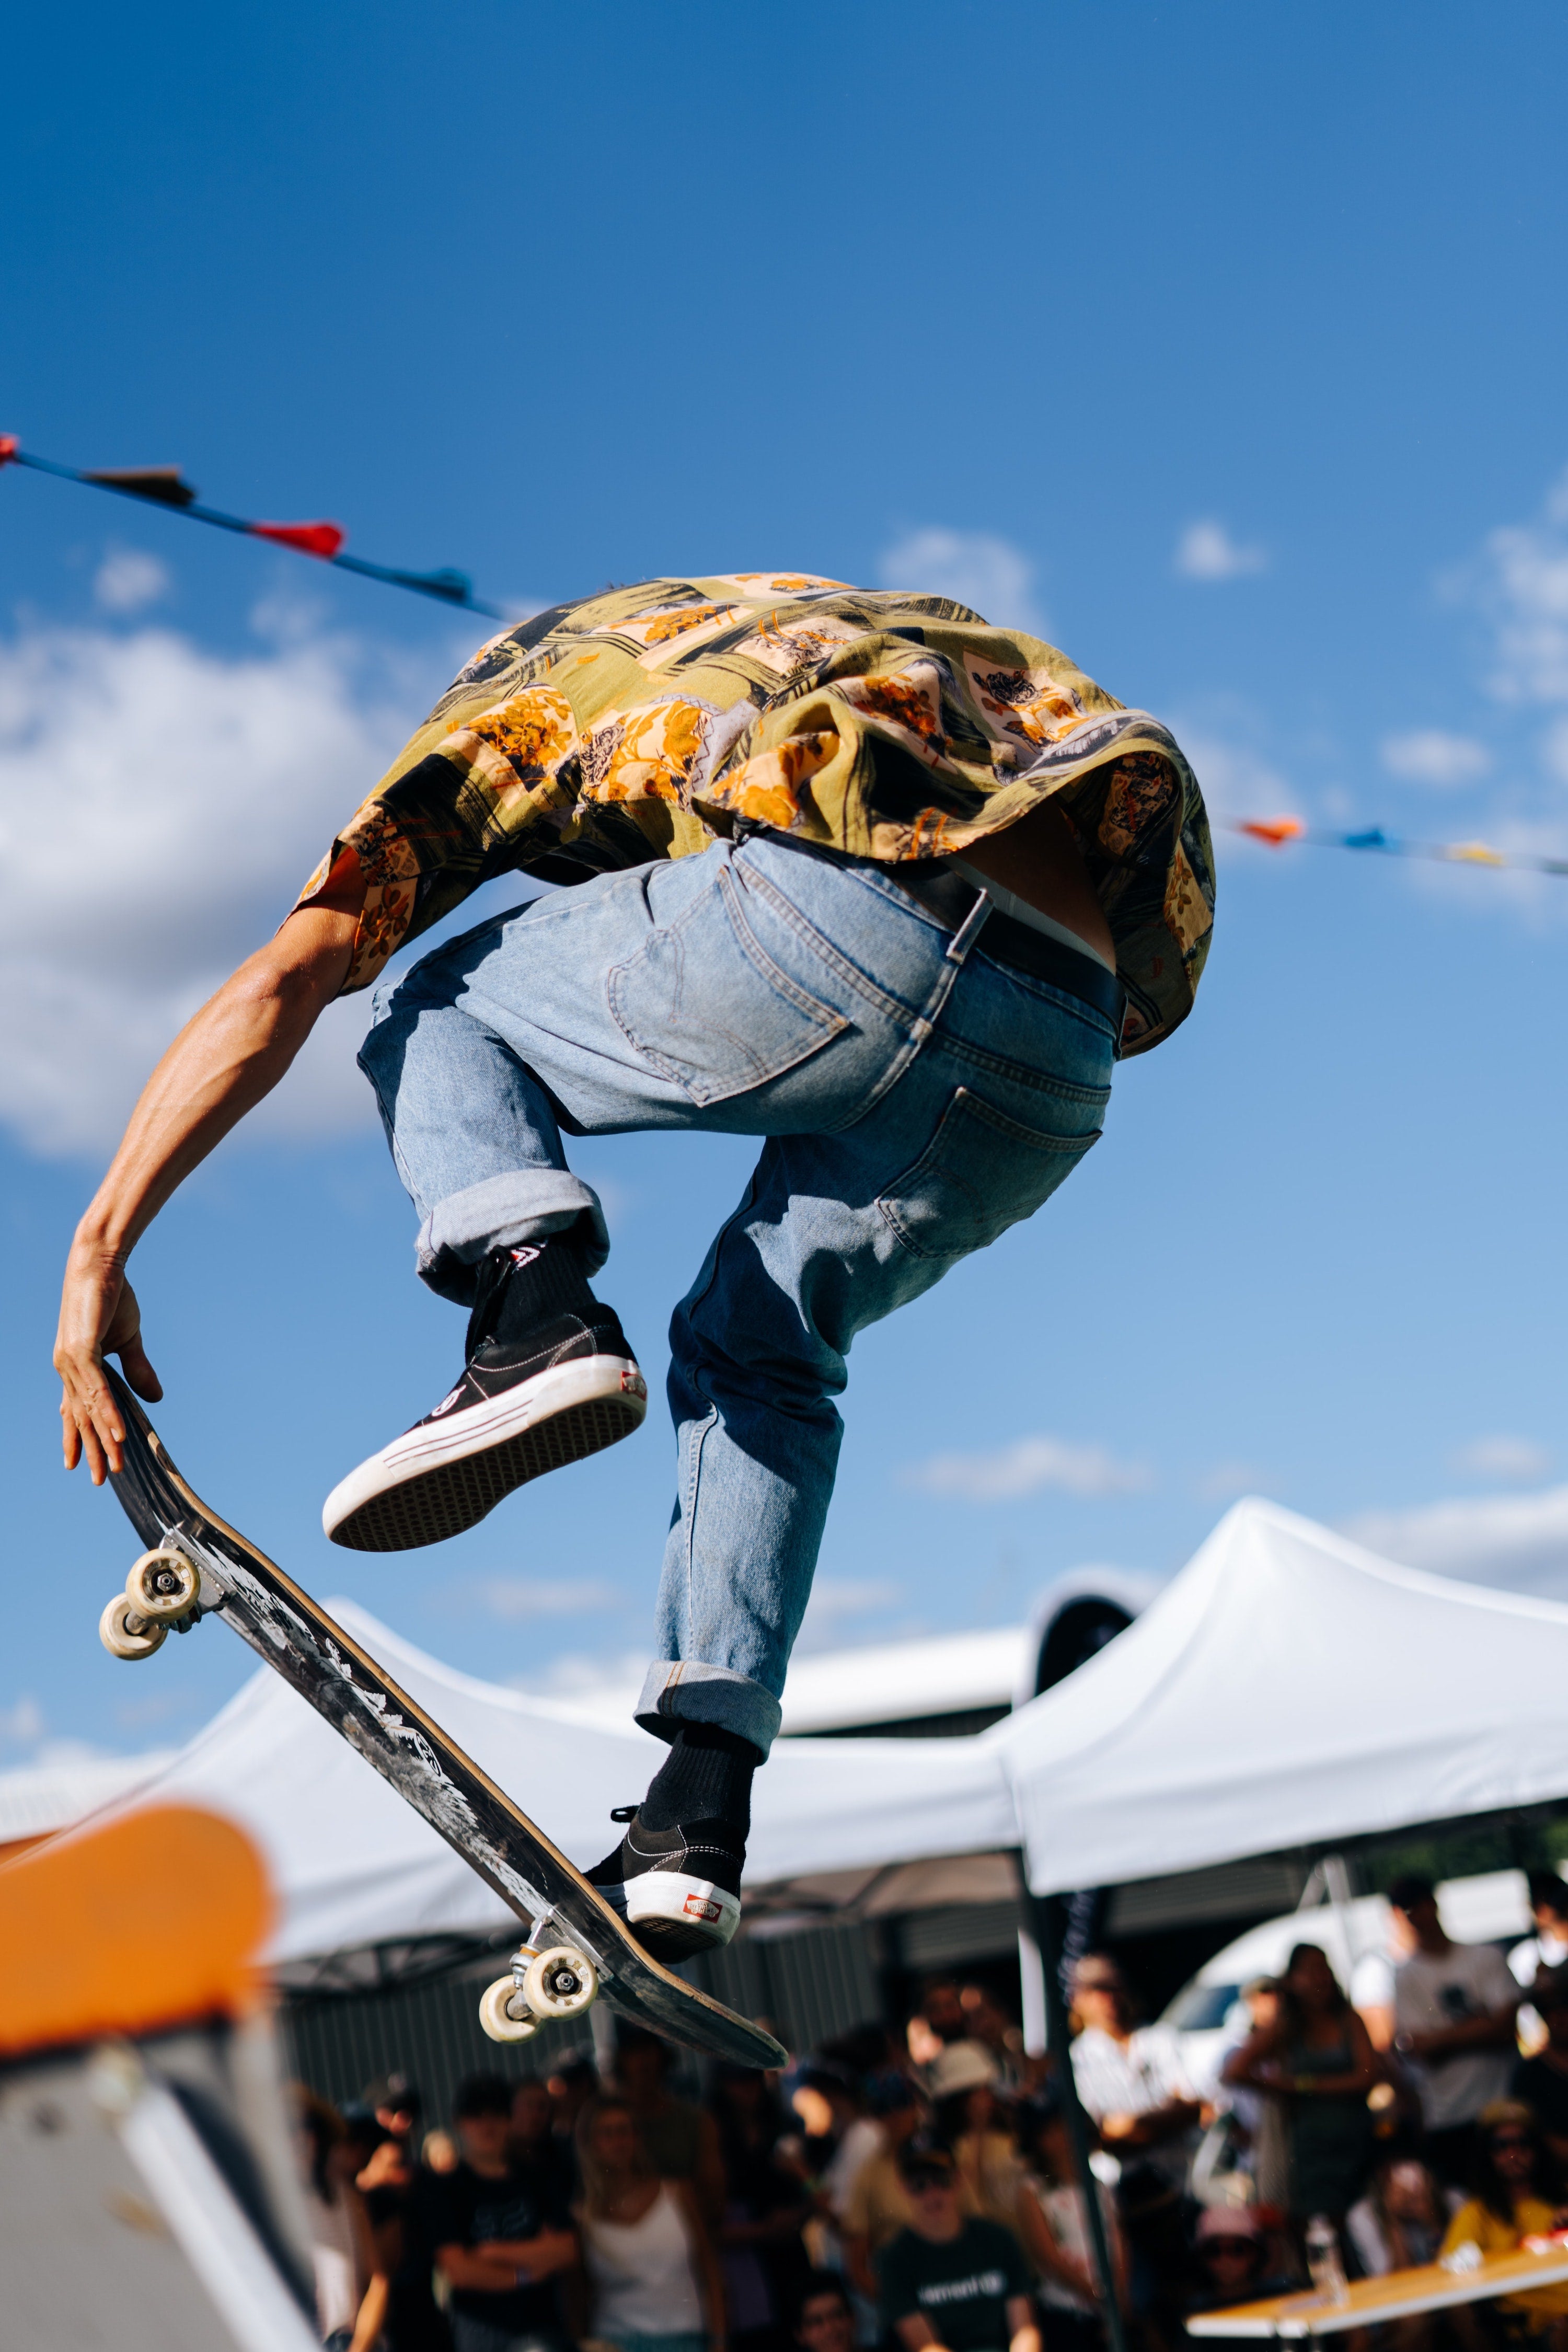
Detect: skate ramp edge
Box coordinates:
(0, 1803, 273, 2057)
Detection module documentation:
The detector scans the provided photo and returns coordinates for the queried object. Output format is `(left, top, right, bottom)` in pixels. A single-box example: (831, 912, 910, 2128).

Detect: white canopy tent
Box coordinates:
(996, 1498, 1568, 1895)
(112, 1602, 1009, 1969)
(73, 1498, 1568, 1969)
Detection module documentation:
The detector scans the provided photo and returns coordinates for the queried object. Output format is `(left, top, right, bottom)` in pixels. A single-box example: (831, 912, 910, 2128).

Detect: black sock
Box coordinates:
(640, 1723, 760, 1834)
(467, 1234, 597, 1353)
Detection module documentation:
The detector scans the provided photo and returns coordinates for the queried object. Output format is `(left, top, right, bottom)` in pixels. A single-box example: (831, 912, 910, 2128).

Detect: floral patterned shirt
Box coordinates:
(294, 571, 1214, 1054)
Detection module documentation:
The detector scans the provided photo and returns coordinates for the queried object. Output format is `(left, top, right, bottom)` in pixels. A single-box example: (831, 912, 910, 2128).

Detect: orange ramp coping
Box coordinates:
(0, 1803, 273, 2057)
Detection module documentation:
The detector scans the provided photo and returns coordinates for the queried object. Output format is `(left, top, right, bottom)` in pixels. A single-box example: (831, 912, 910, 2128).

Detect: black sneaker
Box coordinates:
(587, 1805, 745, 1959)
(324, 1243, 646, 1551)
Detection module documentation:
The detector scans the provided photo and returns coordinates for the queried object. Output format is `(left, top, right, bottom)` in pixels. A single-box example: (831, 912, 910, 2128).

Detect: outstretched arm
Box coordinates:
(55, 855, 365, 1482)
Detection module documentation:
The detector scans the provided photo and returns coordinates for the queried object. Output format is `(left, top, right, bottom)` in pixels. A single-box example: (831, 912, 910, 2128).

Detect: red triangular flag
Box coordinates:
(249, 521, 344, 559)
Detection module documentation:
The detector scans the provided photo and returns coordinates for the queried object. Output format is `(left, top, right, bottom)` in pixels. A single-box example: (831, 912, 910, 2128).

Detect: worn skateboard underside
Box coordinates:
(104, 1369, 783, 2070)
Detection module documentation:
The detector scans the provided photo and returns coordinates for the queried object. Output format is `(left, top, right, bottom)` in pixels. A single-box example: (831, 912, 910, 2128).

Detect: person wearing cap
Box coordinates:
(928, 2042, 1023, 2233)
(1389, 1876, 1521, 2189)
(877, 2144, 1038, 2352)
(1439, 2100, 1568, 2344)
(1013, 2092, 1127, 2350)
(1185, 2207, 1296, 2317)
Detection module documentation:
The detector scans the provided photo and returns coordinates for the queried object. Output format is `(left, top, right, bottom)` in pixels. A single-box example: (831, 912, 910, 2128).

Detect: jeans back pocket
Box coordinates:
(877, 1083, 1103, 1261)
(607, 859, 850, 1106)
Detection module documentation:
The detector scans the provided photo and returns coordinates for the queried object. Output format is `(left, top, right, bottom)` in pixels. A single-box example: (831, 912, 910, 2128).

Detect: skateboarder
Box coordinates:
(55, 572, 1212, 1961)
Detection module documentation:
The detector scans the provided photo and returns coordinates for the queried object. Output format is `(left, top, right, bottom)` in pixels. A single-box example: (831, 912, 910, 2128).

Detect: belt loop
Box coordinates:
(944, 886, 993, 965)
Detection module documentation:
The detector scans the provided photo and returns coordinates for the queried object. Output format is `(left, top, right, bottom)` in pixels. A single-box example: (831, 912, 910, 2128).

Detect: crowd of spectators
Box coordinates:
(287, 1869, 1568, 2352)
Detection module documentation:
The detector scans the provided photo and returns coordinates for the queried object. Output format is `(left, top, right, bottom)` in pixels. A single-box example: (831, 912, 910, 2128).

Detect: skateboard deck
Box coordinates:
(99, 1368, 785, 2071)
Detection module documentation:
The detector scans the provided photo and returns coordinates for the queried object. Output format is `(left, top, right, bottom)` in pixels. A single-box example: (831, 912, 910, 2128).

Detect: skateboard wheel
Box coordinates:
(521, 1945, 597, 2022)
(125, 1547, 201, 1622)
(99, 1594, 167, 1662)
(479, 1975, 539, 2043)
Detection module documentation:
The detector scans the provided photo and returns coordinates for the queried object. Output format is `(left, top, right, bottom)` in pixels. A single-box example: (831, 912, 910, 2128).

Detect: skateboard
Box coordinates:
(96, 1368, 785, 2071)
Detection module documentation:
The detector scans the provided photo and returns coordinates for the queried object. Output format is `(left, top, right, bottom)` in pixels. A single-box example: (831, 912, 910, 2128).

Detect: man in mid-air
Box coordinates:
(55, 571, 1212, 1958)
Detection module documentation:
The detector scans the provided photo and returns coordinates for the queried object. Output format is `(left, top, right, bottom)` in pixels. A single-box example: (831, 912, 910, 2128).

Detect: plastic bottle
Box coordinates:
(1305, 2214, 1350, 2306)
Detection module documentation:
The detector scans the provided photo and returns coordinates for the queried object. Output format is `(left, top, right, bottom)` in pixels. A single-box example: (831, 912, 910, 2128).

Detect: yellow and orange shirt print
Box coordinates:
(293, 572, 1214, 1055)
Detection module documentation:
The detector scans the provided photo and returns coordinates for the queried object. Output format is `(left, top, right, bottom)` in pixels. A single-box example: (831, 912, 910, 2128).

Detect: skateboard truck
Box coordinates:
(99, 1545, 210, 1661)
(479, 1931, 599, 2044)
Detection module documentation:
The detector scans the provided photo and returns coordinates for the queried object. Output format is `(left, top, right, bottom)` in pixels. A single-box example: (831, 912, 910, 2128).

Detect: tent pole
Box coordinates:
(1013, 1854, 1131, 2352)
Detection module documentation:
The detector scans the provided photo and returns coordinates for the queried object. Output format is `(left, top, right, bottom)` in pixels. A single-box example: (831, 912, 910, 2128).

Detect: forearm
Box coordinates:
(73, 916, 353, 1260)
(479, 2228, 577, 2279)
(348, 2273, 389, 2352)
(439, 2248, 528, 2291)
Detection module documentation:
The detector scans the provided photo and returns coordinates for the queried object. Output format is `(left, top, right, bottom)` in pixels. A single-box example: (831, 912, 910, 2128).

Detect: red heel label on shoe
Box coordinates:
(623, 1371, 648, 1399)
(683, 1894, 723, 1922)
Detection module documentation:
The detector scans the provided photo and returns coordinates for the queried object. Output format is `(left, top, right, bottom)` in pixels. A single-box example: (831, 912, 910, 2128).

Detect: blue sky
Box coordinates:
(6, 0, 1568, 1768)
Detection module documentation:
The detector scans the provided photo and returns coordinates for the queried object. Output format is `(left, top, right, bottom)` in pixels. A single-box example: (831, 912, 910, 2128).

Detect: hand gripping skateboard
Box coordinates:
(96, 1368, 785, 2071)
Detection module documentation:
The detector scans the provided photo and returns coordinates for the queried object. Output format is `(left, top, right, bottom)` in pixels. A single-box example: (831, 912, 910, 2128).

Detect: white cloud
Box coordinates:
(94, 546, 171, 615)
(906, 1434, 1151, 1503)
(792, 1576, 904, 1655)
(1195, 1460, 1272, 1502)
(0, 618, 415, 1155)
(510, 1650, 648, 1699)
(878, 529, 1041, 631)
(1381, 730, 1492, 788)
(461, 1575, 622, 1620)
(0, 1695, 44, 1744)
(1343, 1485, 1568, 1598)
(1174, 520, 1267, 582)
(1479, 470, 1568, 706)
(1452, 1434, 1553, 1482)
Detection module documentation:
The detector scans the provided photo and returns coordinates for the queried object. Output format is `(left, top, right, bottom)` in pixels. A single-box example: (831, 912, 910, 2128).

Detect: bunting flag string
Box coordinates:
(1223, 815, 1568, 879)
(0, 436, 503, 618)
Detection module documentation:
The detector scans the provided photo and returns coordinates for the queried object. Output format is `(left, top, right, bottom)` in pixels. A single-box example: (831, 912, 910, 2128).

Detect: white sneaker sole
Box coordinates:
(324, 1355, 647, 1552)
(597, 1868, 742, 1957)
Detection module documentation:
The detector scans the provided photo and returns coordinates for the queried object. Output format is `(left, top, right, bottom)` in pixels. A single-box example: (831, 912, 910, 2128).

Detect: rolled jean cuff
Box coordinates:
(414, 1171, 610, 1302)
(636, 1661, 783, 1761)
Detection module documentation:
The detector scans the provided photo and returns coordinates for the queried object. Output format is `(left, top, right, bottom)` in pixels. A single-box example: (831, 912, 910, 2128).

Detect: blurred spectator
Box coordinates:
(709, 2062, 812, 2352)
(423, 2130, 460, 2176)
(1184, 2208, 1296, 2317)
(1067, 1954, 1201, 2343)
(1222, 1943, 1377, 2229)
(794, 2273, 858, 2352)
(615, 2027, 727, 2226)
(424, 2073, 576, 2352)
(1512, 1875, 1568, 1990)
(921, 1980, 970, 2047)
(800, 2065, 882, 2228)
(1515, 1967, 1568, 2171)
(959, 1986, 1029, 2093)
(575, 2092, 725, 2352)
(510, 2075, 575, 2212)
(875, 2143, 1039, 2352)
(1346, 2155, 1456, 2275)
(842, 2076, 929, 2306)
(365, 2073, 424, 2158)
(1068, 1955, 1202, 2187)
(1439, 2101, 1568, 2348)
(1219, 1979, 1290, 2213)
(547, 2054, 599, 2149)
(1390, 1876, 1521, 2188)
(1013, 2091, 1127, 2351)
(928, 2041, 1023, 2230)
(356, 2097, 452, 2352)
(293, 2086, 377, 2349)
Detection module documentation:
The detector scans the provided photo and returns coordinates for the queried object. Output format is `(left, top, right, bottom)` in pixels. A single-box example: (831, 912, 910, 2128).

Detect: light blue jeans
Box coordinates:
(359, 832, 1115, 1757)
